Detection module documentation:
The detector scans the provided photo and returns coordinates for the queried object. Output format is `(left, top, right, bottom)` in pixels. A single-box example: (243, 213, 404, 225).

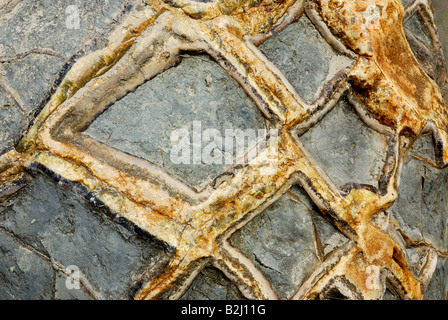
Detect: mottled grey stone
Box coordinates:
(424, 256, 448, 300)
(400, 0, 415, 9)
(0, 85, 27, 153)
(85, 55, 266, 191)
(0, 172, 166, 299)
(0, 0, 447, 302)
(433, 0, 448, 64)
(301, 191, 348, 256)
(405, 13, 433, 49)
(389, 134, 448, 252)
(180, 266, 246, 300)
(300, 98, 387, 189)
(410, 132, 436, 162)
(0, 0, 125, 114)
(259, 16, 353, 104)
(0, 229, 53, 299)
(383, 289, 400, 300)
(229, 187, 322, 299)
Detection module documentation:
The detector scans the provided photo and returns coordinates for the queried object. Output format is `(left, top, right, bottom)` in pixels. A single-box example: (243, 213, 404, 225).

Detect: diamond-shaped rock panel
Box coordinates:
(259, 16, 354, 104)
(0, 172, 166, 299)
(85, 55, 267, 191)
(180, 266, 246, 300)
(409, 132, 436, 162)
(300, 98, 387, 189)
(229, 185, 347, 299)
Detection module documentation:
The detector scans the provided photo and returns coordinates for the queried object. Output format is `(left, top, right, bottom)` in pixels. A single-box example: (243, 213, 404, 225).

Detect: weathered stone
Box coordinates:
(0, 172, 166, 299)
(400, 0, 414, 9)
(54, 270, 94, 300)
(424, 256, 448, 300)
(0, 0, 447, 301)
(85, 55, 266, 191)
(259, 16, 353, 104)
(433, 0, 448, 64)
(390, 135, 448, 252)
(0, 229, 53, 300)
(0, 0, 125, 115)
(0, 85, 27, 153)
(230, 187, 325, 299)
(180, 266, 246, 300)
(300, 98, 387, 189)
(1, 54, 62, 115)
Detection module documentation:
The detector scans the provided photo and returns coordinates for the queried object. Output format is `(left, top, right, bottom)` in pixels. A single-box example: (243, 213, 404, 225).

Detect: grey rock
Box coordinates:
(389, 134, 448, 252)
(424, 256, 448, 300)
(2, 54, 62, 115)
(383, 289, 400, 300)
(404, 12, 433, 49)
(400, 0, 415, 9)
(300, 98, 387, 189)
(0, 0, 447, 301)
(259, 15, 353, 104)
(0, 0, 125, 115)
(0, 85, 27, 153)
(0, 229, 53, 300)
(85, 55, 266, 191)
(54, 270, 94, 300)
(410, 132, 436, 162)
(229, 188, 322, 299)
(0, 172, 166, 299)
(180, 266, 246, 300)
(433, 0, 448, 63)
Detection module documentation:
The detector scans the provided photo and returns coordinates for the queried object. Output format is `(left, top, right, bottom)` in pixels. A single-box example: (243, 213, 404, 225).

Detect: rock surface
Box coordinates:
(0, 173, 165, 299)
(0, 0, 447, 300)
(259, 16, 353, 104)
(85, 55, 266, 191)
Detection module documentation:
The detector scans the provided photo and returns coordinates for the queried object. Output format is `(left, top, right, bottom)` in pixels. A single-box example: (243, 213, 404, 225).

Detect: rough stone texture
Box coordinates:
(0, 172, 166, 299)
(1, 55, 62, 115)
(425, 256, 448, 300)
(401, 0, 414, 9)
(0, 0, 447, 300)
(0, 85, 27, 153)
(433, 0, 448, 63)
(300, 98, 387, 189)
(0, 0, 125, 127)
(405, 13, 433, 49)
(85, 55, 266, 191)
(180, 266, 246, 300)
(229, 186, 347, 299)
(0, 229, 53, 299)
(390, 134, 448, 251)
(259, 15, 353, 104)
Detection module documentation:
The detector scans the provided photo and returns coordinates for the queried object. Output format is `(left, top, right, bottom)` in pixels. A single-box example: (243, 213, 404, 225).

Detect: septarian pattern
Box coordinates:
(1, 0, 448, 300)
